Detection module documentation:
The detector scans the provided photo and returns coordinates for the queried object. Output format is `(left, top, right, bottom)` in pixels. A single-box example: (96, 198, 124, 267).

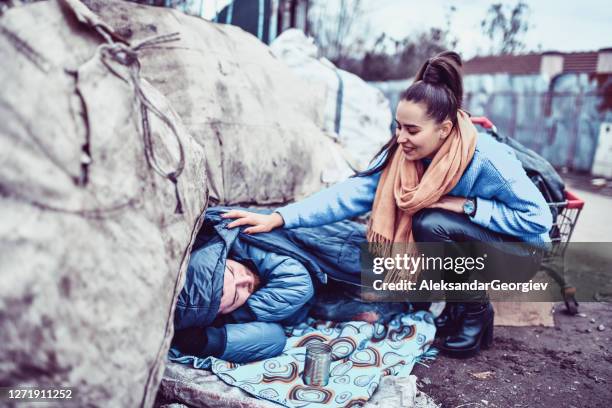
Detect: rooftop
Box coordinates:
(464, 49, 608, 75)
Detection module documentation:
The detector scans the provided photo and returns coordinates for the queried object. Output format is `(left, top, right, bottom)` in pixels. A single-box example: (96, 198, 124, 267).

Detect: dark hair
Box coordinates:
(356, 51, 464, 177)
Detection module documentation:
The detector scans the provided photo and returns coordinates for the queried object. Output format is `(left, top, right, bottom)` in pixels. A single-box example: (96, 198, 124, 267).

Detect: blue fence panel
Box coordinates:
(372, 73, 611, 172)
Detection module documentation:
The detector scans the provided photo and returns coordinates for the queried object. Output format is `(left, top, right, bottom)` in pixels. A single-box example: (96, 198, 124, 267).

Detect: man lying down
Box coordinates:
(171, 206, 406, 363)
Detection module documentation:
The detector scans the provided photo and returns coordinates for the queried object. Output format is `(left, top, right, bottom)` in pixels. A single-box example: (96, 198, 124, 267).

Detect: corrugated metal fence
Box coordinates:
(372, 73, 612, 172)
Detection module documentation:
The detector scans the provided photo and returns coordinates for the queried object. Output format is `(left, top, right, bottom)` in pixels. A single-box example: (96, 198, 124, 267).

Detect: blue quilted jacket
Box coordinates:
(277, 132, 553, 244)
(174, 207, 367, 362)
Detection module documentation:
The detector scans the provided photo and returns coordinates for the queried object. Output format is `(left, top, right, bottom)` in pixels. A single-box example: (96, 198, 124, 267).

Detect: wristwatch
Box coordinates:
(463, 198, 477, 217)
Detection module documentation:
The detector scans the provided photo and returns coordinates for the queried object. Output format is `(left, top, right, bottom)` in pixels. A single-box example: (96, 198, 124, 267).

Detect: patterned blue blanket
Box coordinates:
(169, 311, 436, 407)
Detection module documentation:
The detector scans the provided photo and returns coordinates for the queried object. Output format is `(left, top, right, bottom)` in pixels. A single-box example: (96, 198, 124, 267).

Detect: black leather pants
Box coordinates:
(411, 208, 543, 302)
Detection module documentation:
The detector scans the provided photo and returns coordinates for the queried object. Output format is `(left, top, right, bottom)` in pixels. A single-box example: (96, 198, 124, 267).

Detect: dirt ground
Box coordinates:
(413, 301, 612, 408)
(155, 177, 611, 408)
(561, 172, 612, 199)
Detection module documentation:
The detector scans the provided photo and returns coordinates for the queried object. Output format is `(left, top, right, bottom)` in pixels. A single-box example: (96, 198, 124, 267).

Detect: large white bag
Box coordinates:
(87, 0, 354, 204)
(0, 1, 354, 406)
(271, 29, 392, 171)
(0, 1, 206, 406)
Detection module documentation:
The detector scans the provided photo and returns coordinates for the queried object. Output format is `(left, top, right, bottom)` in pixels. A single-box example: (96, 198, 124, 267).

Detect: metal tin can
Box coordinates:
(302, 343, 332, 386)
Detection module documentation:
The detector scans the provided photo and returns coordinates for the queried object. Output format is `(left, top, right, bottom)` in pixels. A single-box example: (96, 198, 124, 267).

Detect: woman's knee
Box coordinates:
(412, 209, 458, 241)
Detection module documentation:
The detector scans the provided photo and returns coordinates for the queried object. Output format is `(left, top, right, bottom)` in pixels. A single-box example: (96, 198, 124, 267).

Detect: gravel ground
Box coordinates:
(413, 302, 612, 408)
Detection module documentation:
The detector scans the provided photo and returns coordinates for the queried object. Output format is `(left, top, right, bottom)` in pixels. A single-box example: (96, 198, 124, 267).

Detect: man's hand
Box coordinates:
(427, 196, 467, 214)
(221, 210, 285, 234)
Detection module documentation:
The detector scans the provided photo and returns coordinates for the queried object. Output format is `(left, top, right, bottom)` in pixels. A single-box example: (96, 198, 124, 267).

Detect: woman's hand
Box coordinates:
(427, 196, 467, 214)
(221, 210, 285, 234)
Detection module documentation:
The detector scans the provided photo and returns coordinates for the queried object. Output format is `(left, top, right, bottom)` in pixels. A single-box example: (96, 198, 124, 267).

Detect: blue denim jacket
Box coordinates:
(277, 133, 553, 244)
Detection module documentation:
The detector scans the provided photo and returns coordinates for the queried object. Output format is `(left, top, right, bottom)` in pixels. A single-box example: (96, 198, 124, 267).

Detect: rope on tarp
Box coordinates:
(97, 29, 186, 214)
(2, 2, 188, 215)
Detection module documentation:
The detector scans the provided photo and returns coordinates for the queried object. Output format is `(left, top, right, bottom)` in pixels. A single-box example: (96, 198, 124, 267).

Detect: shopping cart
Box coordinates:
(471, 117, 585, 314)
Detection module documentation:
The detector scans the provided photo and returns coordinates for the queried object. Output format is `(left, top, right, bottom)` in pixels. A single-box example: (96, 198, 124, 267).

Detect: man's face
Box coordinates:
(218, 259, 259, 315)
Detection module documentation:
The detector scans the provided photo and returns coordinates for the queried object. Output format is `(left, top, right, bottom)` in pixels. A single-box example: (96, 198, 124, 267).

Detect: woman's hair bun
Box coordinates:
(411, 50, 464, 114)
(418, 51, 462, 86)
(401, 51, 464, 126)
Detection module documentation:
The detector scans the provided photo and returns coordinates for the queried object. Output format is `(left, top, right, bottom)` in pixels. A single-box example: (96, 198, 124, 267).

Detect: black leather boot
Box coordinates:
(434, 302, 466, 337)
(439, 300, 494, 358)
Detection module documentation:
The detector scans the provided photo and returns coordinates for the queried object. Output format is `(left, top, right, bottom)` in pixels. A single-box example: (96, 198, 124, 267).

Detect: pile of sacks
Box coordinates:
(270, 29, 392, 171)
(86, 0, 354, 203)
(0, 0, 354, 406)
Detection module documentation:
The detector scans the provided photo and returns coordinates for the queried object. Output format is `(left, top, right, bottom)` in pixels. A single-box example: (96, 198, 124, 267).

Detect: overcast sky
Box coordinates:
(361, 0, 612, 58)
(199, 0, 611, 58)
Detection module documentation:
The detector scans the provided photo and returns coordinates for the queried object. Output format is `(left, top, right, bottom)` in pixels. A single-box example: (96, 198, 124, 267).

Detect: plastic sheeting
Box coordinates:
(271, 29, 392, 172)
(87, 0, 353, 205)
(0, 0, 354, 406)
(0, 1, 208, 406)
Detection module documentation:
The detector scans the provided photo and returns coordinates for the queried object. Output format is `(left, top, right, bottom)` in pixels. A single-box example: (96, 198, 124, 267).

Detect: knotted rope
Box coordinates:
(97, 28, 186, 214)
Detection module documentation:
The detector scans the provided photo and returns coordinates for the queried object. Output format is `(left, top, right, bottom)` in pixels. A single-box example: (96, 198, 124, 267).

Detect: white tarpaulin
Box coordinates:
(0, 0, 209, 406)
(0, 0, 354, 406)
(86, 0, 354, 204)
(270, 29, 392, 171)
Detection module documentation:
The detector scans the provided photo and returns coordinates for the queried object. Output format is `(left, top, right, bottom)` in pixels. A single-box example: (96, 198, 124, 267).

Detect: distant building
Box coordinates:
(464, 49, 612, 77)
(126, 1, 309, 45)
(460, 49, 612, 172)
(372, 49, 612, 172)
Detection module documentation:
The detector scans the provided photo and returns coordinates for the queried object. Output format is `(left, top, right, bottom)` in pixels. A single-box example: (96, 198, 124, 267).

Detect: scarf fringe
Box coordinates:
(366, 230, 393, 258)
(366, 228, 422, 284)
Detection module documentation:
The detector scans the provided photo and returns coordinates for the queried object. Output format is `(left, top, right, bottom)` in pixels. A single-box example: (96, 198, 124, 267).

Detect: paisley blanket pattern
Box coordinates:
(169, 311, 436, 407)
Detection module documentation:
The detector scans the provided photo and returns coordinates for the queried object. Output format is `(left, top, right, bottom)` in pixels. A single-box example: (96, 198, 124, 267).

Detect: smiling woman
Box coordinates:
(360, 51, 464, 176)
(223, 51, 553, 359)
(394, 101, 453, 161)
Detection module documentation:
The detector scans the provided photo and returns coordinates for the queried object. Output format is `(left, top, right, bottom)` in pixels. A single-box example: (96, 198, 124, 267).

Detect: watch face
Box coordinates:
(464, 199, 475, 215)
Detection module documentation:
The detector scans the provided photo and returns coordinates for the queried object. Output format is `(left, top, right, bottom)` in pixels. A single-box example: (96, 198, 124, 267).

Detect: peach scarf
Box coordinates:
(366, 110, 478, 256)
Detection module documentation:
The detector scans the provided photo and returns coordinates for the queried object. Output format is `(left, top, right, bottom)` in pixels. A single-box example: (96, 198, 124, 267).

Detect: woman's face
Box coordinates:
(218, 259, 259, 315)
(394, 100, 453, 160)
